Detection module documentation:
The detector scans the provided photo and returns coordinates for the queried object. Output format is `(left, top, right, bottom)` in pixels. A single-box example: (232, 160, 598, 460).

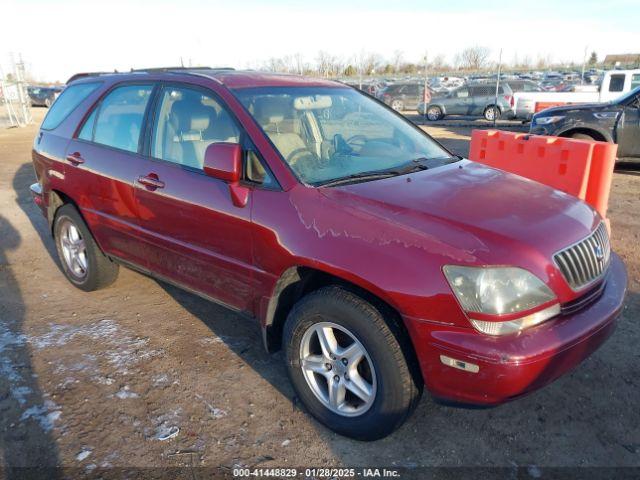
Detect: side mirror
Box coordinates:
(203, 142, 242, 182)
(203, 142, 249, 208)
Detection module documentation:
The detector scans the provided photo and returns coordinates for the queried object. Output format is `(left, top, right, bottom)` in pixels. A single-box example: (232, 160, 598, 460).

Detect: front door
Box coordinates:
(133, 84, 255, 312)
(617, 97, 640, 158)
(448, 87, 471, 115)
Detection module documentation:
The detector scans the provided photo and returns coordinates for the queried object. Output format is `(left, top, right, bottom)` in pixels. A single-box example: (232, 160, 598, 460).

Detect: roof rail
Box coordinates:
(129, 66, 235, 73)
(66, 71, 118, 84)
(66, 66, 237, 84)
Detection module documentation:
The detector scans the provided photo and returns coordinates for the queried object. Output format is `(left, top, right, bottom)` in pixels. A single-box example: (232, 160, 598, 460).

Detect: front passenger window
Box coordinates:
(151, 87, 240, 170)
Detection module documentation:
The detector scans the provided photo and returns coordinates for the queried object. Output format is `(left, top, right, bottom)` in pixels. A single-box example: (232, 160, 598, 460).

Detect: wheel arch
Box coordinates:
(262, 266, 415, 357)
(48, 189, 77, 232)
(557, 126, 612, 143)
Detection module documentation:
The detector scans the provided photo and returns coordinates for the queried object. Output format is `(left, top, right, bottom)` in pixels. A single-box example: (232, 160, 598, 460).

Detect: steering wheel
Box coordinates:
(286, 148, 322, 170)
(345, 135, 367, 150)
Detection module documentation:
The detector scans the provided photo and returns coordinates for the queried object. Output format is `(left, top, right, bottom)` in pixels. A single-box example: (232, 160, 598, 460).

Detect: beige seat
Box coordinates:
(254, 97, 310, 164)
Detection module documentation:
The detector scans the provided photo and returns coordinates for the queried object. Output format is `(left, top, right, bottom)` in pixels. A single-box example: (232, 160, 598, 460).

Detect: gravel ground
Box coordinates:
(0, 110, 638, 476)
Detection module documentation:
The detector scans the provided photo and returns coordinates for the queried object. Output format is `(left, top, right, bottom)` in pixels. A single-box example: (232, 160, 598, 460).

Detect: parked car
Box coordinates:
(378, 82, 429, 111)
(31, 68, 626, 440)
(27, 85, 63, 107)
(419, 82, 514, 121)
(530, 86, 640, 159)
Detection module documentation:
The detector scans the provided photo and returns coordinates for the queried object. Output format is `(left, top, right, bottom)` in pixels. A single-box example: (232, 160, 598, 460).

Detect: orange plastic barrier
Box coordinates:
(534, 101, 575, 112)
(469, 130, 617, 222)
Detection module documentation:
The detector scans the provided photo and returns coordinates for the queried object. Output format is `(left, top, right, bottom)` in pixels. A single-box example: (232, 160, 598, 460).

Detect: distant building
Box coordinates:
(603, 54, 640, 66)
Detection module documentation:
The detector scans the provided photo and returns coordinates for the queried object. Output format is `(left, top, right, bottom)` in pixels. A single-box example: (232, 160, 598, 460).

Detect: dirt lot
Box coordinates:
(0, 109, 639, 475)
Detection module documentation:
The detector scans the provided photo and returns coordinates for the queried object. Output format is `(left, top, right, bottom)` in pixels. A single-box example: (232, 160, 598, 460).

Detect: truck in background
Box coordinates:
(512, 69, 640, 120)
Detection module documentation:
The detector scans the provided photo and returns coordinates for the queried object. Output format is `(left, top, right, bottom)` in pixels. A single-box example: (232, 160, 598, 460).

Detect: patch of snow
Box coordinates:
(115, 386, 139, 399)
(19, 400, 62, 432)
(76, 448, 92, 461)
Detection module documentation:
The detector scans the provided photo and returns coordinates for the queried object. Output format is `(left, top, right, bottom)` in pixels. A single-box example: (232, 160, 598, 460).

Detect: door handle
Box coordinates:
(66, 152, 85, 165)
(137, 174, 165, 190)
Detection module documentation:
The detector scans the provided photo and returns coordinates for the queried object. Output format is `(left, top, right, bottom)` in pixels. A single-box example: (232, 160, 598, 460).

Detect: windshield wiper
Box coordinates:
(318, 162, 429, 188)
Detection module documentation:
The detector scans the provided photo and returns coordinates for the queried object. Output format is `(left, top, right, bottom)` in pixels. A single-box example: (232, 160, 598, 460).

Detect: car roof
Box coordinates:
(66, 67, 345, 90)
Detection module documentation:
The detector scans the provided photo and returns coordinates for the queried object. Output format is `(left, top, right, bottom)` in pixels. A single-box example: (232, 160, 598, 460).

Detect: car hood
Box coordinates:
(539, 102, 619, 115)
(315, 160, 599, 263)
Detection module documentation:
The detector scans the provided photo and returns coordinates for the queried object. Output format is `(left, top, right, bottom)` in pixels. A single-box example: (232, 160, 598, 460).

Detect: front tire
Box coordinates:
(426, 105, 443, 121)
(571, 132, 595, 141)
(390, 99, 404, 112)
(483, 105, 500, 121)
(283, 286, 422, 440)
(54, 204, 118, 291)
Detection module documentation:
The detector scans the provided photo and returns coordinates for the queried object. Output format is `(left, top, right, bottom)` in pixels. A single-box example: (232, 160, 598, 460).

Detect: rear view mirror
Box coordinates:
(203, 143, 249, 208)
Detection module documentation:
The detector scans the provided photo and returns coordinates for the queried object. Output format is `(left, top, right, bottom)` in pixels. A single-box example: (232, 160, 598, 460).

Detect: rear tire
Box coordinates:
(283, 286, 422, 440)
(53, 204, 118, 292)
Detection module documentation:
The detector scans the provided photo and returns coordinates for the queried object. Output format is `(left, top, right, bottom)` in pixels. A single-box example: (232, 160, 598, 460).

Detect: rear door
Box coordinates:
(470, 85, 493, 115)
(64, 83, 155, 266)
(132, 83, 256, 312)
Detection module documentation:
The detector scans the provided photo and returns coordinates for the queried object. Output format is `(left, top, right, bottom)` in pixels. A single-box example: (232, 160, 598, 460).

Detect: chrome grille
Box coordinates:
(554, 223, 610, 290)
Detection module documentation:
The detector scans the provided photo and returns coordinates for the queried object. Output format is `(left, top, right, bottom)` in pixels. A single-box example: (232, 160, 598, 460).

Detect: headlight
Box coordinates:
(533, 115, 565, 125)
(593, 111, 618, 120)
(443, 266, 559, 335)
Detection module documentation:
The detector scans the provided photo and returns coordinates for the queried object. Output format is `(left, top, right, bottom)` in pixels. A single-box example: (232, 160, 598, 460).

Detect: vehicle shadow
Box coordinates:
(12, 163, 57, 262)
(155, 281, 296, 403)
(0, 213, 62, 479)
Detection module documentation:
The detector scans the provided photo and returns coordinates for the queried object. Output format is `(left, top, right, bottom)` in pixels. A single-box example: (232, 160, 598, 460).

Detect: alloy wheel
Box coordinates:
(299, 321, 377, 417)
(59, 219, 88, 279)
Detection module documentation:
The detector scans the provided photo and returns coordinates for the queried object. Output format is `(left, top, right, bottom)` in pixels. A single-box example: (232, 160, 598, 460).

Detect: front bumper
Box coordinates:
(529, 124, 554, 136)
(404, 253, 627, 405)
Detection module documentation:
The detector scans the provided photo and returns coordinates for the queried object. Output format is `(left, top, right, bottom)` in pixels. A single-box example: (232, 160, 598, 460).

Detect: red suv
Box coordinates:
(31, 68, 627, 440)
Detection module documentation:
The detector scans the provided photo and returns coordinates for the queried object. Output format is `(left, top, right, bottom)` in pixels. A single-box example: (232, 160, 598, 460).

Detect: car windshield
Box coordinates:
(233, 86, 456, 186)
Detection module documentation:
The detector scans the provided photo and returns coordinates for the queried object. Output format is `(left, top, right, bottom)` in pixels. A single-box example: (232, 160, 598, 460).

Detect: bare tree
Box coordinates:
(430, 54, 448, 72)
(392, 50, 404, 73)
(457, 46, 491, 70)
(354, 51, 383, 76)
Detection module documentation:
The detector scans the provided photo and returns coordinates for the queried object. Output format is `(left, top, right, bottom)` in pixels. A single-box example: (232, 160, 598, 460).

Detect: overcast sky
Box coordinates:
(2, 0, 639, 82)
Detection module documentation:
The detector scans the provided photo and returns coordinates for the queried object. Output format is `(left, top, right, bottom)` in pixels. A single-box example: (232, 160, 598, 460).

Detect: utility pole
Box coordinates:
(581, 45, 588, 85)
(493, 48, 502, 128)
(423, 53, 428, 118)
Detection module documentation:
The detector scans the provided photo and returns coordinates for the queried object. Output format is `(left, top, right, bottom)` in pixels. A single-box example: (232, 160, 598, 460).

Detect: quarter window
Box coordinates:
(41, 82, 101, 130)
(631, 74, 640, 90)
(89, 85, 153, 153)
(151, 87, 240, 170)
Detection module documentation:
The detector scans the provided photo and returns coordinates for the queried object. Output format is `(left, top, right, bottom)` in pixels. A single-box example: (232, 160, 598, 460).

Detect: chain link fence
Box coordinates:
(1, 55, 33, 128)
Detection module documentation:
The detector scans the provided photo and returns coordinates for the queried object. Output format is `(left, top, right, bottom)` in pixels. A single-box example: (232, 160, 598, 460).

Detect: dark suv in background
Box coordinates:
(378, 83, 428, 111)
(530, 86, 640, 160)
(27, 86, 63, 107)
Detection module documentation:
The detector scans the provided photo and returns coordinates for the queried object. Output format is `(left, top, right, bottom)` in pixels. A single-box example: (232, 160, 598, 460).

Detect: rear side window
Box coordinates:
(609, 74, 625, 92)
(631, 74, 640, 90)
(41, 82, 101, 130)
(86, 85, 153, 153)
